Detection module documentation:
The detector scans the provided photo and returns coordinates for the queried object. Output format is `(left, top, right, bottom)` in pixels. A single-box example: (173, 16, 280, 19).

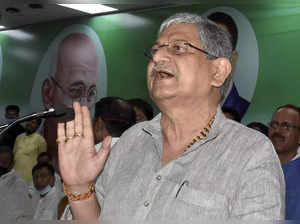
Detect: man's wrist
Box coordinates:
(63, 182, 96, 201)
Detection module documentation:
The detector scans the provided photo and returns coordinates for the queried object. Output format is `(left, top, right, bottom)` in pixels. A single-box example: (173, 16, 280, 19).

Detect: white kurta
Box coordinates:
(0, 169, 34, 222)
(95, 137, 119, 152)
(31, 186, 64, 220)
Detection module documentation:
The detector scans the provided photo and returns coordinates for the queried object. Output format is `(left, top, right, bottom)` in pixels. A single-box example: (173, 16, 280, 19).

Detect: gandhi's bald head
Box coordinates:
(42, 33, 99, 109)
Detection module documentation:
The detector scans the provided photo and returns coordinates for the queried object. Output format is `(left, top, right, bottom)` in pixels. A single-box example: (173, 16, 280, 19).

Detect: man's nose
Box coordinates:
(152, 45, 171, 63)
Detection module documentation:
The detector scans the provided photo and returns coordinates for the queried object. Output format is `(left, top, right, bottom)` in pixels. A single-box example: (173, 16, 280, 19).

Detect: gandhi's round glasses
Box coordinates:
(50, 76, 97, 104)
(144, 40, 218, 60)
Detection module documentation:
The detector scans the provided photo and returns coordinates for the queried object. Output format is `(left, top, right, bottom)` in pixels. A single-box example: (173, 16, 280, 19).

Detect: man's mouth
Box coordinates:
(152, 70, 175, 79)
(158, 71, 174, 79)
(271, 135, 285, 144)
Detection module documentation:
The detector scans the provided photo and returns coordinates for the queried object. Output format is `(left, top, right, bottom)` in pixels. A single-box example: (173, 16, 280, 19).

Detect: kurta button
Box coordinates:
(156, 175, 161, 181)
(144, 201, 150, 207)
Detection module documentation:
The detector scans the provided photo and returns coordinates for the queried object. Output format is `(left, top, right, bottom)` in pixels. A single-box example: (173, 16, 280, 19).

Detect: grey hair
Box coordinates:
(159, 13, 233, 100)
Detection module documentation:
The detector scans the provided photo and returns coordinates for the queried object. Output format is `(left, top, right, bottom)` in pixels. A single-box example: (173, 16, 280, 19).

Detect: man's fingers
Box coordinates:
(82, 106, 94, 144)
(66, 120, 75, 138)
(94, 136, 112, 169)
(57, 122, 66, 151)
(57, 122, 66, 144)
(57, 122, 66, 138)
(74, 101, 83, 137)
(102, 136, 112, 150)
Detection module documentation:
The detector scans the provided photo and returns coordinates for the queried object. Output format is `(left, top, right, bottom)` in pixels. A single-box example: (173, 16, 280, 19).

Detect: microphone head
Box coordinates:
(53, 104, 75, 122)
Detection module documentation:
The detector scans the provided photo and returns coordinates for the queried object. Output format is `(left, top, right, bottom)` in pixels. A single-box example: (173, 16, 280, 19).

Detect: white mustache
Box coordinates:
(151, 62, 176, 77)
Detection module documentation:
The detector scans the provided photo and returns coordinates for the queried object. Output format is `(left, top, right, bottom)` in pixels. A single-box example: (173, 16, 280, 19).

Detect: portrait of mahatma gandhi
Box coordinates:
(30, 24, 107, 171)
(42, 33, 99, 108)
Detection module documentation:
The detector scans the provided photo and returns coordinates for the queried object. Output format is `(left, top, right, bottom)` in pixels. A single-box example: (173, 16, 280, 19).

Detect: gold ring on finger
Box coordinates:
(74, 132, 83, 137)
(66, 136, 74, 141)
(56, 137, 66, 144)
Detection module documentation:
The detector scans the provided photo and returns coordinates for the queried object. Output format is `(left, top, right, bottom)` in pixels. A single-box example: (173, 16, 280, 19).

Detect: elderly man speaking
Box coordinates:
(57, 13, 284, 221)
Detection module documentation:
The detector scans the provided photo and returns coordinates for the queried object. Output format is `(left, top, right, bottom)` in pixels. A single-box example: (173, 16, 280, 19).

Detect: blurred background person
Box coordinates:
(30, 162, 64, 220)
(28, 152, 63, 194)
(0, 105, 25, 147)
(247, 121, 269, 136)
(268, 104, 300, 220)
(0, 145, 33, 222)
(13, 118, 47, 184)
(127, 98, 154, 123)
(94, 96, 136, 150)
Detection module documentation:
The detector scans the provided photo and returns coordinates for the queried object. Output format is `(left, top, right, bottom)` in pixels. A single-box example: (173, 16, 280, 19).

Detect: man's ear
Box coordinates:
(42, 78, 55, 109)
(211, 58, 232, 88)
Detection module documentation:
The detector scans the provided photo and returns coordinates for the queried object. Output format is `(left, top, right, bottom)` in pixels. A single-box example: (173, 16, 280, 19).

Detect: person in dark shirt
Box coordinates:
(0, 105, 25, 148)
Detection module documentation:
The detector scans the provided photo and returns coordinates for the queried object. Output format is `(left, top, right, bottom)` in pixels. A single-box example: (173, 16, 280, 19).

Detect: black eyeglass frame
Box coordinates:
(269, 121, 300, 131)
(144, 41, 219, 60)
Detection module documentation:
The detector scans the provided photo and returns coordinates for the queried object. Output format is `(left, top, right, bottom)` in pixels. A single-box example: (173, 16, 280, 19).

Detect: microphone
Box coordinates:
(0, 104, 75, 130)
(51, 104, 75, 122)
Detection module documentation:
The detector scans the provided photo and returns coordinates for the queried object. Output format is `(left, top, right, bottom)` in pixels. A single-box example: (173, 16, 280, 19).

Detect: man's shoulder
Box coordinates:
(16, 132, 26, 139)
(121, 115, 161, 139)
(222, 118, 266, 138)
(32, 132, 46, 142)
(111, 116, 160, 155)
(0, 169, 27, 189)
(116, 121, 150, 145)
(218, 118, 276, 158)
(33, 132, 44, 138)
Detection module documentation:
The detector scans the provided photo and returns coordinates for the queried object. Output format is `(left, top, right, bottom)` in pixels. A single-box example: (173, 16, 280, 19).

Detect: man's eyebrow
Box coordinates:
(153, 39, 189, 45)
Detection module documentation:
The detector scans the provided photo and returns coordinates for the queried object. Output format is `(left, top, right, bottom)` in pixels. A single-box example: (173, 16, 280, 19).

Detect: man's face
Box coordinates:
(52, 34, 99, 108)
(33, 167, 54, 190)
(5, 109, 19, 119)
(25, 119, 39, 135)
(147, 23, 214, 105)
(269, 107, 300, 154)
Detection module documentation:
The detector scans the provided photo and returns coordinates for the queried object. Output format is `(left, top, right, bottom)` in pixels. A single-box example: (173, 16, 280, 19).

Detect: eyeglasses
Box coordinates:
(50, 76, 97, 105)
(144, 40, 218, 61)
(269, 121, 300, 131)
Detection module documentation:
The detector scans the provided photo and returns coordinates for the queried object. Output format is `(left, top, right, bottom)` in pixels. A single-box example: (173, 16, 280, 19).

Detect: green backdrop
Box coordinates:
(0, 2, 299, 125)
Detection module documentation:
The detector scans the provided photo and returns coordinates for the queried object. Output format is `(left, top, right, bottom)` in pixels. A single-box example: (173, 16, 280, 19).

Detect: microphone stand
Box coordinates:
(0, 108, 55, 137)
